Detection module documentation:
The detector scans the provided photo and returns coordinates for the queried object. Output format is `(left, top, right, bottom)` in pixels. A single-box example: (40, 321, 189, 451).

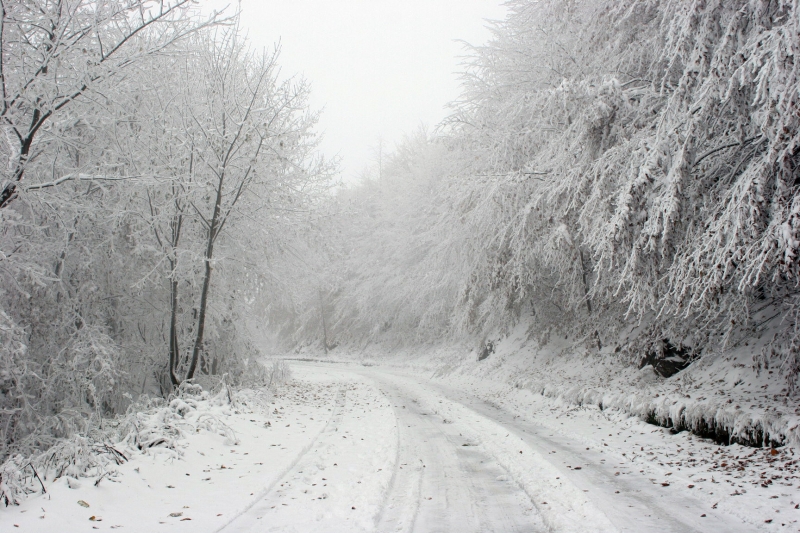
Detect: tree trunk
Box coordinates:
(578, 247, 593, 315)
(319, 289, 329, 355)
(168, 273, 181, 386)
(186, 173, 224, 381)
(168, 164, 186, 387)
(578, 247, 601, 350)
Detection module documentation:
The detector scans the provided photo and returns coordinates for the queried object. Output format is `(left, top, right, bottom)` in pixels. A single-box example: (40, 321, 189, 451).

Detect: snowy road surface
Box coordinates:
(219, 363, 758, 533)
(3, 361, 789, 532)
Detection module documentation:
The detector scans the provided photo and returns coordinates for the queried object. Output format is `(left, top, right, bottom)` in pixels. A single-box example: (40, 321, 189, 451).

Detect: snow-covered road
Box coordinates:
(372, 375, 541, 533)
(221, 362, 760, 533)
(3, 361, 789, 532)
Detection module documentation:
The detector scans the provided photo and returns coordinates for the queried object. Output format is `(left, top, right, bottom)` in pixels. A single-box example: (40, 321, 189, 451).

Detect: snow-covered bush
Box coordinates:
(46, 326, 126, 417)
(119, 381, 238, 452)
(0, 310, 39, 461)
(268, 359, 292, 388)
(0, 455, 36, 507)
(0, 300, 129, 460)
(37, 434, 126, 482)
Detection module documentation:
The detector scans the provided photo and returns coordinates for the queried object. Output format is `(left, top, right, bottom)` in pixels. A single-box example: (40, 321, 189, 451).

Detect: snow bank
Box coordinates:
(459, 324, 800, 449)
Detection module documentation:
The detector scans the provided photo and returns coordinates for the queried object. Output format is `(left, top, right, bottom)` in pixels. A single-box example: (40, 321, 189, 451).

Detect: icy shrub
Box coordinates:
(121, 385, 197, 452)
(0, 455, 38, 506)
(0, 378, 251, 506)
(238, 357, 271, 388)
(37, 434, 126, 481)
(120, 381, 240, 453)
(1, 435, 127, 507)
(0, 310, 40, 460)
(0, 315, 129, 462)
(47, 325, 126, 416)
(268, 359, 292, 388)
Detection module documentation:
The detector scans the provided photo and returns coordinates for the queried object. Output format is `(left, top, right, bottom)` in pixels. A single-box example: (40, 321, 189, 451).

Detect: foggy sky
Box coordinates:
(203, 1, 507, 183)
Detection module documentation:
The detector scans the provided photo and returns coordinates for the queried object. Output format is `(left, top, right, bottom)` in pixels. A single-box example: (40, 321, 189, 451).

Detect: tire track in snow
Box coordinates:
(455, 393, 760, 533)
(219, 370, 398, 532)
(361, 370, 616, 533)
(372, 378, 544, 533)
(372, 387, 424, 533)
(214, 386, 347, 533)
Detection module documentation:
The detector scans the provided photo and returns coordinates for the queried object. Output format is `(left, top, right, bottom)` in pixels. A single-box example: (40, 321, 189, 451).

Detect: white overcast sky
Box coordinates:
(201, 1, 507, 183)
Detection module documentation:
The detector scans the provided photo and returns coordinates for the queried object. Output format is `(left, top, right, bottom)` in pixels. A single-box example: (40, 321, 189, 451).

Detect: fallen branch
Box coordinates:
(25, 463, 46, 494)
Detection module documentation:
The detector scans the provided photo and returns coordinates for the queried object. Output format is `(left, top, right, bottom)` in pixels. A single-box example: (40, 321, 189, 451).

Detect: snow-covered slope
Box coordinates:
(319, 320, 799, 449)
(454, 326, 798, 449)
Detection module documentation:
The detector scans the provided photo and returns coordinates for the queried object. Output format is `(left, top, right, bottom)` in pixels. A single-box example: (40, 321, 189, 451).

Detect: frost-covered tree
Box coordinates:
(0, 0, 216, 208)
(0, 10, 333, 460)
(437, 0, 800, 364)
(282, 0, 800, 392)
(148, 27, 331, 384)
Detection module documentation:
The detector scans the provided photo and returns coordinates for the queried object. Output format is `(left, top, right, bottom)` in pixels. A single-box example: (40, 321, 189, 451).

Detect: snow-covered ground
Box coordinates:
(2, 360, 798, 532)
(416, 368, 800, 532)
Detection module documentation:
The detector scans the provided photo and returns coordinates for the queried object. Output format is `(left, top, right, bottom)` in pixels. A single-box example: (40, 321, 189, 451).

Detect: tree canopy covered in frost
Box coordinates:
(280, 0, 800, 390)
(0, 2, 332, 461)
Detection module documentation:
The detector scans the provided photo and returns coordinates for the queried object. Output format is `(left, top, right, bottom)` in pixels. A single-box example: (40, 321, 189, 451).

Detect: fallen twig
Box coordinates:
(25, 463, 46, 494)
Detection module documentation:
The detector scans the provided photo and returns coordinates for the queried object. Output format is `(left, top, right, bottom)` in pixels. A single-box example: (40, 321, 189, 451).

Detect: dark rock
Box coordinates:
(478, 339, 494, 361)
(640, 339, 696, 377)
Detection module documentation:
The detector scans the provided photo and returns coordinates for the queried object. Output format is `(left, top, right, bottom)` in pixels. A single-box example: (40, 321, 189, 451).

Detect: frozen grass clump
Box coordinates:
(0, 375, 263, 506)
(0, 455, 34, 506)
